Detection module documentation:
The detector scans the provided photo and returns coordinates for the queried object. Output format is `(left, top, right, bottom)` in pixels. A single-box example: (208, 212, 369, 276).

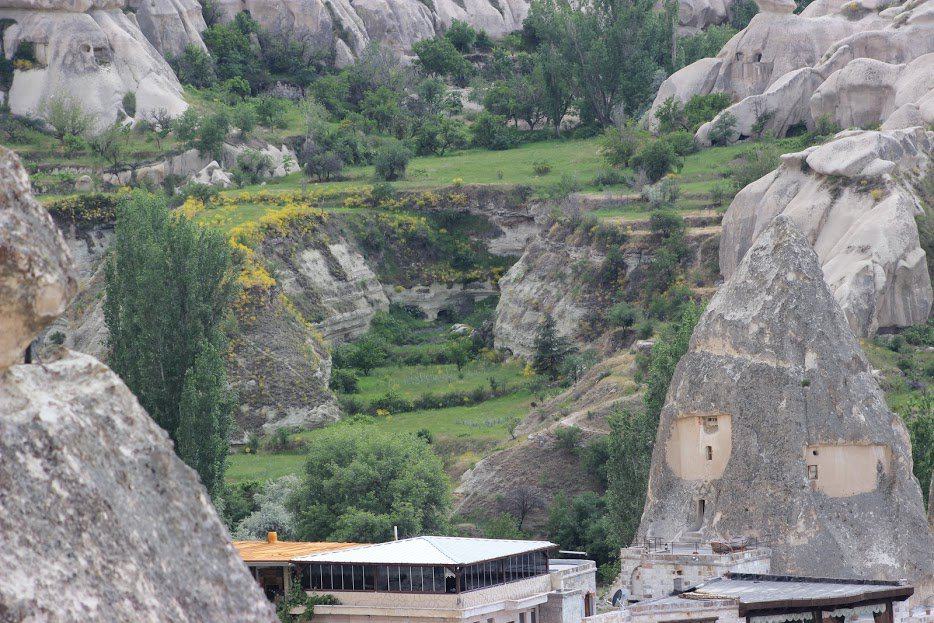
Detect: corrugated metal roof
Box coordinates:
(234, 540, 359, 563)
(686, 574, 913, 614)
(293, 536, 556, 565)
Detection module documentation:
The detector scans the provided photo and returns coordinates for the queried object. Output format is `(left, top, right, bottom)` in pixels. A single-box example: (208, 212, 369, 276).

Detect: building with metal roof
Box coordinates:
(233, 532, 357, 600)
(585, 573, 920, 623)
(290, 536, 597, 623)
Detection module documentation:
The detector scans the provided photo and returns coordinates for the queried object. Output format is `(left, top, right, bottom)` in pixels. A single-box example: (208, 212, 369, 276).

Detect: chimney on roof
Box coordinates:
(267, 531, 278, 544)
(394, 526, 399, 541)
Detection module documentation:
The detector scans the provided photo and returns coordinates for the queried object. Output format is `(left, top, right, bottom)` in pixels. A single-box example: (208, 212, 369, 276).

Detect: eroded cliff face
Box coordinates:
(648, 0, 934, 143)
(0, 144, 276, 622)
(720, 127, 933, 335)
(0, 1, 188, 128)
(638, 215, 934, 590)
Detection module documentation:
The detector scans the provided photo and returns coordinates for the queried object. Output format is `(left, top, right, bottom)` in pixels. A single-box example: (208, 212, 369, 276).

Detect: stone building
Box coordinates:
(291, 536, 598, 623)
(617, 540, 771, 603)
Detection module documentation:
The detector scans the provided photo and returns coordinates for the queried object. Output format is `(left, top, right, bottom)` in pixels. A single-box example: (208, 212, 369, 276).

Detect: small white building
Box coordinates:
(292, 536, 598, 623)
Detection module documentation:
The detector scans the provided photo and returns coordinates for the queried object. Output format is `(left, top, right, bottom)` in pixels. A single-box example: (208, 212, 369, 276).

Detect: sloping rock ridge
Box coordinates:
(0, 144, 276, 622)
(647, 0, 934, 141)
(0, 1, 188, 129)
(638, 215, 934, 591)
(720, 127, 933, 335)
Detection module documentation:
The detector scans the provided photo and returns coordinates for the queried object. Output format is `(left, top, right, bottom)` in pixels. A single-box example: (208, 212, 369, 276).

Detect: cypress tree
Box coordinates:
(532, 313, 572, 380)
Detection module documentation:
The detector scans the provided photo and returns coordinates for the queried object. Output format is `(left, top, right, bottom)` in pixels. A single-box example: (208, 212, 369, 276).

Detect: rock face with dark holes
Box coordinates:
(0, 0, 188, 129)
(0, 145, 277, 622)
(720, 127, 933, 336)
(637, 215, 934, 597)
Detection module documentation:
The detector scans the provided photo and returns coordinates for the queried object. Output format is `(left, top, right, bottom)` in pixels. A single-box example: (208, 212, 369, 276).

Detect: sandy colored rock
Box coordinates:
(0, 146, 76, 371)
(0, 352, 278, 622)
(720, 127, 932, 336)
(127, 0, 206, 57)
(0, 7, 187, 128)
(639, 215, 934, 589)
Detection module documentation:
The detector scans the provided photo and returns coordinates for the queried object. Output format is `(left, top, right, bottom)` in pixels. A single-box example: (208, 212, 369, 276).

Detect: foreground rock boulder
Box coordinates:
(638, 215, 934, 591)
(0, 145, 276, 622)
(720, 127, 932, 335)
(0, 146, 75, 370)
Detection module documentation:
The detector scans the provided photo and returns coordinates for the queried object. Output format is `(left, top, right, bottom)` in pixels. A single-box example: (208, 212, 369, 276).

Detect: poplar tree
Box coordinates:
(104, 191, 238, 499)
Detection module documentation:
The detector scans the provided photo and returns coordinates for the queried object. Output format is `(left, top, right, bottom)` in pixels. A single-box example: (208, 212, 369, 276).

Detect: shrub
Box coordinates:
(662, 130, 696, 156)
(301, 140, 344, 181)
(641, 176, 681, 207)
(729, 0, 759, 29)
(231, 103, 257, 135)
(683, 92, 731, 131)
(374, 139, 411, 181)
(601, 126, 642, 168)
(707, 112, 737, 146)
(46, 193, 118, 225)
(445, 19, 477, 52)
(412, 36, 473, 85)
(49, 331, 66, 345)
(233, 149, 273, 186)
(709, 180, 733, 207)
(554, 425, 583, 454)
(632, 140, 683, 183)
(533, 161, 552, 176)
(121, 91, 136, 117)
(253, 96, 288, 128)
(730, 145, 779, 191)
(813, 114, 841, 137)
(471, 111, 517, 150)
(43, 95, 93, 146)
(607, 302, 639, 327)
(173, 44, 217, 88)
(592, 167, 633, 188)
(654, 96, 687, 134)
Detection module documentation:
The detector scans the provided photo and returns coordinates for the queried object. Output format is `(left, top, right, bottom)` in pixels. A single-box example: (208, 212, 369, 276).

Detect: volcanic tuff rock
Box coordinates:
(0, 145, 75, 370)
(638, 215, 934, 590)
(126, 0, 206, 57)
(651, 0, 934, 141)
(0, 146, 276, 622)
(720, 127, 933, 335)
(0, 2, 188, 128)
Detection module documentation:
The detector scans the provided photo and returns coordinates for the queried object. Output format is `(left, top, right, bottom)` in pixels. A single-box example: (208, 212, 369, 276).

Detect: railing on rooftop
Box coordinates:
(632, 536, 773, 554)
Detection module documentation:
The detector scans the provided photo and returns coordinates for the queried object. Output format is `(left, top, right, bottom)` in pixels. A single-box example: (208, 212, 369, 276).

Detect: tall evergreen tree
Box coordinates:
(104, 191, 238, 497)
(532, 313, 573, 380)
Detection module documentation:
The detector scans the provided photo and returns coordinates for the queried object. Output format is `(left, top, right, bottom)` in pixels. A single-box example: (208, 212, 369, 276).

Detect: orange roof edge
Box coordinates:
(234, 540, 359, 563)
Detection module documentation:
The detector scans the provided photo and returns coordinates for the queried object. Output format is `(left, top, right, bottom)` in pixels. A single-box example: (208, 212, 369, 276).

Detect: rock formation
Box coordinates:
(127, 0, 206, 57)
(720, 127, 933, 336)
(0, 145, 276, 622)
(0, 0, 188, 128)
(638, 215, 934, 589)
(647, 0, 934, 141)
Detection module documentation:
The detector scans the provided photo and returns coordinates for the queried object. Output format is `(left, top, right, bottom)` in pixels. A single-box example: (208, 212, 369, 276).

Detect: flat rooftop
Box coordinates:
(294, 536, 556, 566)
(234, 540, 359, 564)
(684, 573, 914, 615)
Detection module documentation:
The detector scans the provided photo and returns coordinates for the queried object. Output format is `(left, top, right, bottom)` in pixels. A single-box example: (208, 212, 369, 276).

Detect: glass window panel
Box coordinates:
(342, 565, 354, 590)
(364, 565, 375, 591)
(353, 565, 364, 591)
(434, 567, 445, 593)
(388, 566, 401, 592)
(412, 566, 424, 593)
(400, 566, 412, 592)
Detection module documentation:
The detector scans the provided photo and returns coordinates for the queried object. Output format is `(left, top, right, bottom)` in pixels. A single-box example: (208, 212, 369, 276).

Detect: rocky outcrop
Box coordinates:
(638, 215, 934, 588)
(0, 145, 75, 369)
(388, 280, 497, 321)
(651, 0, 934, 140)
(0, 145, 276, 622)
(720, 127, 933, 335)
(0, 3, 188, 129)
(127, 0, 206, 57)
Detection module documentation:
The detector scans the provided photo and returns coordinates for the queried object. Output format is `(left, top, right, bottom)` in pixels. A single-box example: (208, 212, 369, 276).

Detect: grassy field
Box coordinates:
(352, 360, 524, 402)
(227, 390, 534, 483)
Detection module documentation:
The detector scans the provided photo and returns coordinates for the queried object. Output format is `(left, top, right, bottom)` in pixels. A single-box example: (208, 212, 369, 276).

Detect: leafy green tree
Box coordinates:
(547, 492, 616, 566)
(445, 19, 478, 52)
(532, 313, 574, 380)
(192, 111, 231, 160)
(632, 138, 683, 183)
(606, 303, 700, 544)
(707, 111, 737, 146)
(374, 139, 411, 181)
(202, 12, 267, 91)
(347, 335, 389, 375)
(176, 340, 233, 498)
(288, 427, 450, 542)
(412, 36, 473, 85)
(444, 337, 472, 373)
(104, 192, 238, 498)
(173, 44, 218, 88)
(533, 47, 574, 136)
(898, 391, 933, 509)
(471, 111, 518, 150)
(683, 92, 732, 131)
(44, 94, 93, 146)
